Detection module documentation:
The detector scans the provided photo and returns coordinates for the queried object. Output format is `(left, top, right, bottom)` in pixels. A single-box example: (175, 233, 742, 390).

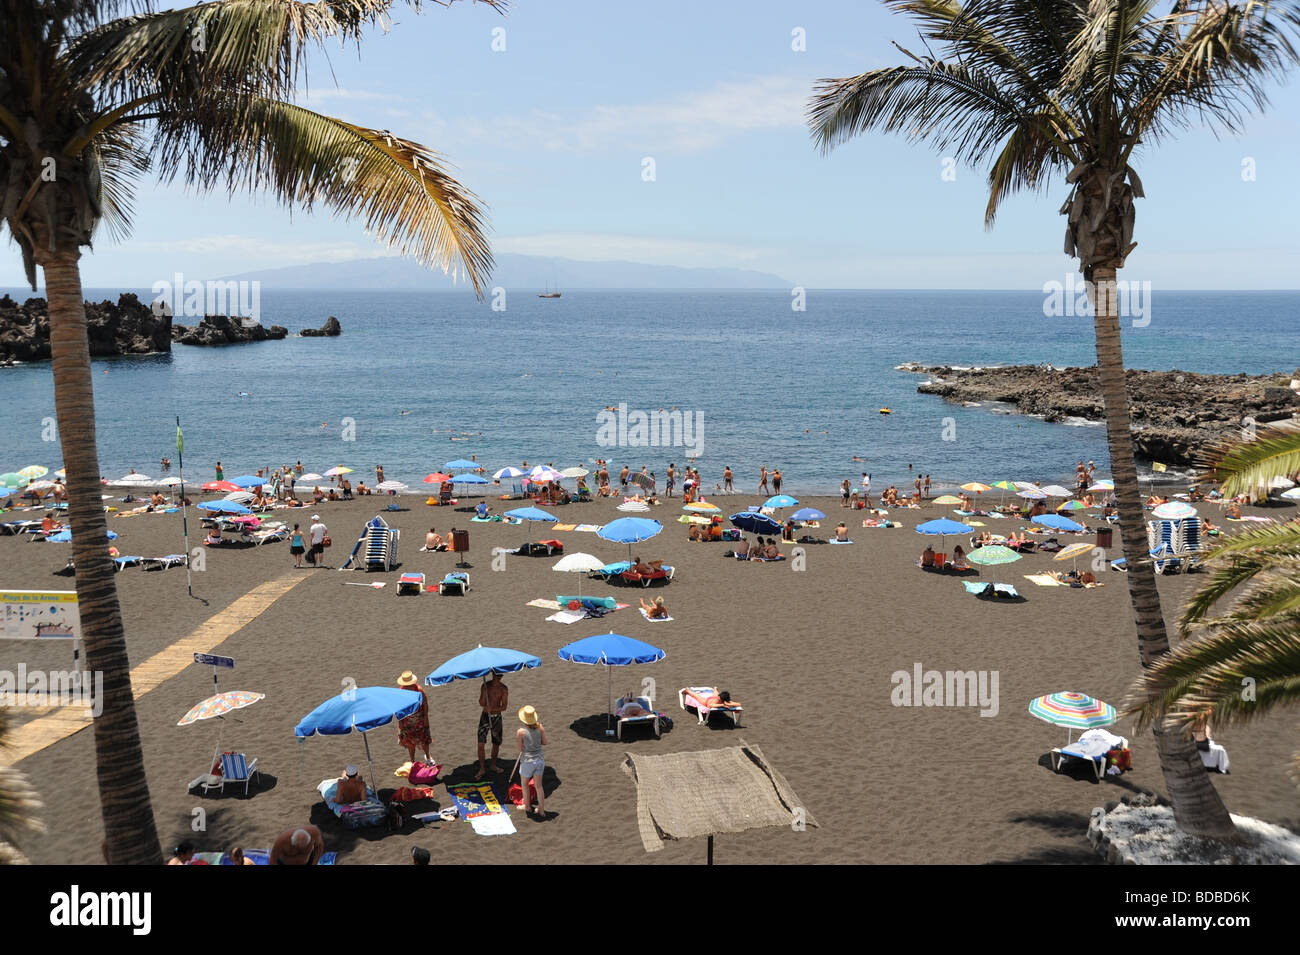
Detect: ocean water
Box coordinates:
(1, 288, 1295, 494)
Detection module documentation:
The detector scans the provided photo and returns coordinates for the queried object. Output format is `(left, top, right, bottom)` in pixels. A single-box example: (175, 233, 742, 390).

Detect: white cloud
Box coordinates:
(444, 75, 809, 154)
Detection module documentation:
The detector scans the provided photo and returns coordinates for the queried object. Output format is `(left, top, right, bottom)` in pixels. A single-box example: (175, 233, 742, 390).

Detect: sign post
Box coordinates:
(193, 652, 235, 696)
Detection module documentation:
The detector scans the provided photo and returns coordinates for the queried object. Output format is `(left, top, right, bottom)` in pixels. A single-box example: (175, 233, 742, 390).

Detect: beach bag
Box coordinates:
(322, 535, 332, 548)
(658, 713, 673, 732)
(1106, 747, 1132, 772)
(507, 779, 538, 807)
(408, 761, 441, 785)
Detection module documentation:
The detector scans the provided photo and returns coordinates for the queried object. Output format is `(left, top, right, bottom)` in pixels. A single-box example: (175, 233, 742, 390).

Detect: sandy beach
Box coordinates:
(3, 488, 1297, 865)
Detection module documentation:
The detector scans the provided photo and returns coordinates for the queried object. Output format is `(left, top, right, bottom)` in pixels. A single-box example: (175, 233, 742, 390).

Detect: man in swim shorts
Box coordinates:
(476, 671, 509, 778)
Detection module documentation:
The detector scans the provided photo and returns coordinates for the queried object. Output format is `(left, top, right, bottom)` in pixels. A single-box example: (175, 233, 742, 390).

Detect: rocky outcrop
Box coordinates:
(299, 316, 342, 337)
(172, 315, 289, 346)
(0, 293, 172, 363)
(905, 363, 1300, 466)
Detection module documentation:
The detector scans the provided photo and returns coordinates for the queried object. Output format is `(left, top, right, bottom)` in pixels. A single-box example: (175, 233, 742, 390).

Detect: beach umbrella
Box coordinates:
(960, 483, 992, 494)
(202, 480, 240, 492)
(1033, 514, 1084, 533)
(444, 459, 480, 472)
(729, 512, 782, 536)
(223, 491, 255, 504)
(790, 507, 825, 522)
(1088, 480, 1114, 492)
(423, 472, 453, 485)
(617, 500, 650, 512)
(1054, 541, 1095, 572)
(17, 465, 48, 481)
(552, 552, 606, 597)
(178, 690, 265, 726)
(54, 468, 66, 478)
(299, 473, 325, 483)
(967, 545, 1021, 566)
(1152, 501, 1197, 520)
(1041, 485, 1074, 497)
(376, 480, 408, 493)
(989, 480, 1016, 505)
(295, 686, 424, 791)
(425, 645, 542, 685)
(764, 494, 799, 510)
(558, 632, 665, 736)
(453, 473, 490, 488)
(157, 476, 184, 487)
(45, 528, 118, 542)
(493, 467, 525, 481)
(506, 505, 558, 547)
(228, 475, 266, 488)
(528, 465, 562, 484)
(597, 517, 663, 560)
(198, 499, 253, 515)
(1017, 489, 1047, 500)
(1056, 499, 1088, 511)
(118, 473, 154, 485)
(324, 466, 353, 477)
(1028, 691, 1117, 745)
(1281, 487, 1300, 501)
(559, 467, 589, 479)
(26, 480, 56, 491)
(915, 517, 973, 552)
(932, 495, 963, 506)
(0, 472, 28, 488)
(682, 502, 720, 514)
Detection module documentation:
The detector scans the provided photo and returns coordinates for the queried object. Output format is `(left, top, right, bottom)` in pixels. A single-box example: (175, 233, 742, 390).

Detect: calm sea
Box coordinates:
(2, 288, 1295, 494)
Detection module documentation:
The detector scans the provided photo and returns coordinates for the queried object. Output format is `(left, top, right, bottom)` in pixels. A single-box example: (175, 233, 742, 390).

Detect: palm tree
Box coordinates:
(1126, 422, 1300, 779)
(808, 0, 1300, 839)
(0, 709, 47, 865)
(2, 0, 499, 863)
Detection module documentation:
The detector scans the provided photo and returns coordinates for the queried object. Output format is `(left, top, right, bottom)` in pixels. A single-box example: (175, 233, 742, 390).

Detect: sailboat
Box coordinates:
(538, 281, 561, 299)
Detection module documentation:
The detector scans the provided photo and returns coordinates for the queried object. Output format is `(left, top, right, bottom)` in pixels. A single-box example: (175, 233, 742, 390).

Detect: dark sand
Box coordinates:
(3, 490, 1297, 864)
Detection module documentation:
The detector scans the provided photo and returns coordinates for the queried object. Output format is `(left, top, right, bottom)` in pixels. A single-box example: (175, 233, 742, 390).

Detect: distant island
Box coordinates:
(903, 363, 1300, 467)
(220, 252, 791, 290)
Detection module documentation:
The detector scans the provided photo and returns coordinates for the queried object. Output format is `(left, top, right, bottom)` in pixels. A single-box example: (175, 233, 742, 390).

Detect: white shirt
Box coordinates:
(309, 521, 327, 545)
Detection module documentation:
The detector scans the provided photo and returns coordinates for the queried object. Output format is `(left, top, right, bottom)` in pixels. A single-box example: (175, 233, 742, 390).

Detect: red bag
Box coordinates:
(1106, 747, 1132, 771)
(408, 761, 441, 785)
(508, 779, 538, 807)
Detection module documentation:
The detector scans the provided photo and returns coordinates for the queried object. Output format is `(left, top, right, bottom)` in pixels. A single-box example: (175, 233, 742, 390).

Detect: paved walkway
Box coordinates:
(1, 575, 305, 765)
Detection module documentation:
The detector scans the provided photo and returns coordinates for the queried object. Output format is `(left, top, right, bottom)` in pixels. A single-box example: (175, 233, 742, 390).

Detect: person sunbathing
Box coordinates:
(919, 545, 936, 569)
(835, 523, 850, 541)
(1227, 502, 1242, 519)
(312, 486, 325, 503)
(476, 501, 491, 519)
(762, 540, 781, 559)
(425, 529, 446, 551)
(618, 695, 648, 717)
(205, 529, 223, 546)
(631, 556, 655, 575)
(688, 524, 704, 541)
(951, 544, 968, 569)
(332, 765, 367, 805)
(734, 537, 750, 559)
(640, 597, 669, 619)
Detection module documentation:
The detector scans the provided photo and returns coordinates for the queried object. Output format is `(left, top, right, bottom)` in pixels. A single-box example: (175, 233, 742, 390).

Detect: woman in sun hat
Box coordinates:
(396, 671, 432, 763)
(516, 705, 548, 818)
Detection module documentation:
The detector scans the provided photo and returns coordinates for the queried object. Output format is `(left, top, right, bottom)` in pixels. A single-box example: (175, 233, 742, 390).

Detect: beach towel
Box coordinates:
(1023, 574, 1064, 587)
(239, 849, 337, 866)
(639, 607, 674, 622)
(552, 523, 577, 532)
(447, 781, 516, 836)
(828, 538, 854, 545)
(527, 598, 562, 610)
(546, 609, 589, 624)
(574, 524, 601, 532)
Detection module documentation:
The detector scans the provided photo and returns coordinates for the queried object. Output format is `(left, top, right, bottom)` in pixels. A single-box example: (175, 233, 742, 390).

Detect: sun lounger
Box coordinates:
(113, 555, 143, 571)
(438, 572, 469, 595)
(318, 778, 386, 829)
(398, 572, 426, 595)
(246, 525, 288, 545)
(622, 565, 674, 586)
(679, 686, 742, 727)
(1051, 729, 1128, 782)
(614, 695, 660, 740)
(141, 554, 187, 571)
(594, 560, 633, 580)
(0, 520, 42, 536)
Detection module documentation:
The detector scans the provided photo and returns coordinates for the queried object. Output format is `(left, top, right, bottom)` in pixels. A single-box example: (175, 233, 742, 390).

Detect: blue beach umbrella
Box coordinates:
(915, 518, 974, 553)
(558, 632, 666, 736)
(764, 494, 799, 509)
(506, 506, 557, 547)
(453, 473, 490, 494)
(229, 475, 266, 489)
(295, 686, 424, 790)
(790, 507, 825, 523)
(444, 459, 480, 472)
(730, 512, 783, 535)
(1033, 514, 1085, 533)
(425, 645, 541, 685)
(596, 517, 663, 560)
(198, 500, 253, 515)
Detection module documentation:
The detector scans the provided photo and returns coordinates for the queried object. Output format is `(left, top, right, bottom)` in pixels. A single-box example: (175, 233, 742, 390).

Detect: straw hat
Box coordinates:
(398, 671, 418, 687)
(518, 705, 539, 725)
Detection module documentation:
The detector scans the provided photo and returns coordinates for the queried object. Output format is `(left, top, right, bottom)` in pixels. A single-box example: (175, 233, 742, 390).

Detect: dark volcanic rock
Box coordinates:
(907, 363, 1299, 467)
(172, 315, 289, 346)
(299, 316, 342, 337)
(0, 293, 172, 362)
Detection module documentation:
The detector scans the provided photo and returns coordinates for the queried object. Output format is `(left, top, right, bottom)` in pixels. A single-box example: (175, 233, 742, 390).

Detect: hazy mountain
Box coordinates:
(221, 253, 790, 289)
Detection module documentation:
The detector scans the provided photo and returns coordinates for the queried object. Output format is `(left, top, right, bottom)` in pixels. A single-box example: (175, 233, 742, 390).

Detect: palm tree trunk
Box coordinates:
(1090, 266, 1237, 840)
(43, 250, 163, 864)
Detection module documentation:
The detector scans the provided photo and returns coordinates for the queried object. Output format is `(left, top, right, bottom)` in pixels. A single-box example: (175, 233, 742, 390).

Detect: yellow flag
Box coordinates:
(1152, 462, 1167, 473)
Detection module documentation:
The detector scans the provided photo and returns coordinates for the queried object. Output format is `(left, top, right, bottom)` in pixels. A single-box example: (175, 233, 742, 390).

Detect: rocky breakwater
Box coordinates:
(903, 363, 1300, 467)
(299, 316, 342, 337)
(0, 293, 172, 363)
(172, 315, 288, 345)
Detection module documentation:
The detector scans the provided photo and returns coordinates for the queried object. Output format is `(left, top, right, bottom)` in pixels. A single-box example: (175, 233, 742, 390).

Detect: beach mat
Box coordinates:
(552, 523, 577, 532)
(574, 524, 601, 532)
(546, 609, 588, 624)
(639, 607, 674, 622)
(447, 782, 515, 836)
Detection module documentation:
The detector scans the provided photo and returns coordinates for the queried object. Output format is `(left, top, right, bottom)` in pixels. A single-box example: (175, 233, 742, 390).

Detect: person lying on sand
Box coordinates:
(640, 597, 669, 619)
(618, 694, 648, 717)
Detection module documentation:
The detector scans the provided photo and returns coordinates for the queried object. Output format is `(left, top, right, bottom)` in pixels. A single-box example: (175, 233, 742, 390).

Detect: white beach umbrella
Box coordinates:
(552, 552, 605, 598)
(376, 480, 409, 493)
(560, 467, 590, 479)
(223, 491, 255, 503)
(299, 473, 324, 482)
(1266, 476, 1295, 490)
(1013, 482, 1039, 491)
(618, 501, 650, 512)
(157, 476, 184, 486)
(1041, 485, 1073, 497)
(494, 466, 526, 480)
(119, 473, 154, 485)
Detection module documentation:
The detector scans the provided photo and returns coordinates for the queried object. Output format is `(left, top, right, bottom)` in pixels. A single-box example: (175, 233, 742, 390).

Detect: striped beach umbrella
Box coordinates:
(1152, 501, 1197, 520)
(1017, 489, 1047, 500)
(967, 545, 1021, 566)
(1028, 691, 1117, 744)
(1057, 499, 1087, 511)
(960, 482, 992, 494)
(18, 465, 48, 481)
(324, 466, 353, 477)
(1054, 541, 1095, 573)
(932, 494, 963, 505)
(1088, 480, 1114, 492)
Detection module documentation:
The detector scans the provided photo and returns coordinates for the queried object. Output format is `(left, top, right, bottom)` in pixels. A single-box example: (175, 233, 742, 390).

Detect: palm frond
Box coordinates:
(1179, 524, 1300, 627)
(152, 96, 492, 295)
(86, 120, 149, 244)
(1196, 420, 1300, 500)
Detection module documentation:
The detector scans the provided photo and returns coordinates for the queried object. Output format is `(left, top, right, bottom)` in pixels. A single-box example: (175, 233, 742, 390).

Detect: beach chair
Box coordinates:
(622, 565, 673, 586)
(679, 686, 743, 727)
(211, 752, 260, 795)
(595, 560, 633, 580)
(614, 694, 660, 740)
(397, 572, 426, 595)
(142, 554, 187, 571)
(438, 572, 469, 596)
(1150, 543, 1181, 575)
(112, 555, 143, 572)
(1050, 729, 1128, 782)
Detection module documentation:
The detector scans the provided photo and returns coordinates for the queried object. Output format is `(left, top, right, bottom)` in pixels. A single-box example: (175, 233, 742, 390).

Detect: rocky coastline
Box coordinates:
(902, 362, 1300, 466)
(0, 293, 171, 362)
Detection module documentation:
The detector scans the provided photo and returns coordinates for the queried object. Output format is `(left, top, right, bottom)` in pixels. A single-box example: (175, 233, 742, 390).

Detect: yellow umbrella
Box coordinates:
(961, 482, 992, 493)
(1054, 541, 1095, 573)
(932, 495, 963, 505)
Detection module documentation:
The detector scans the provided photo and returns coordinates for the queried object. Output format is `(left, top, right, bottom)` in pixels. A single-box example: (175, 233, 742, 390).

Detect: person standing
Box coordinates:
(516, 705, 548, 819)
(619, 465, 630, 491)
(476, 671, 508, 779)
(924, 474, 931, 499)
(723, 466, 733, 493)
(215, 461, 223, 481)
(666, 463, 675, 497)
(376, 464, 385, 486)
(308, 514, 328, 567)
(772, 469, 783, 494)
(841, 479, 851, 507)
(759, 465, 769, 495)
(289, 523, 306, 568)
(396, 671, 433, 764)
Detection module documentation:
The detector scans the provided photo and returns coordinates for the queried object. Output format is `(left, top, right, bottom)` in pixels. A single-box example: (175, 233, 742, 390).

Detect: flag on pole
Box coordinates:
(177, 426, 184, 456)
(1152, 462, 1167, 473)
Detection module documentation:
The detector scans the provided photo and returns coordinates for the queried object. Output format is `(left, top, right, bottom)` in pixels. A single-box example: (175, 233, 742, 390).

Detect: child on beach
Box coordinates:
(290, 524, 306, 568)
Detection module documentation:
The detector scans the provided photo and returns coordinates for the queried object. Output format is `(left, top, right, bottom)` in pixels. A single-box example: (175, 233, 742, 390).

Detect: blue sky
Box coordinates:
(5, 0, 1299, 289)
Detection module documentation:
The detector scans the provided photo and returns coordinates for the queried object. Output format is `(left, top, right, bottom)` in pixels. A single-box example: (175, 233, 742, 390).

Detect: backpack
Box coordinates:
(386, 802, 406, 831)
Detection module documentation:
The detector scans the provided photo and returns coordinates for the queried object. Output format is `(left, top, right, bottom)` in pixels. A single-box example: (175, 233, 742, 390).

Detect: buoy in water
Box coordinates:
(879, 408, 892, 415)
